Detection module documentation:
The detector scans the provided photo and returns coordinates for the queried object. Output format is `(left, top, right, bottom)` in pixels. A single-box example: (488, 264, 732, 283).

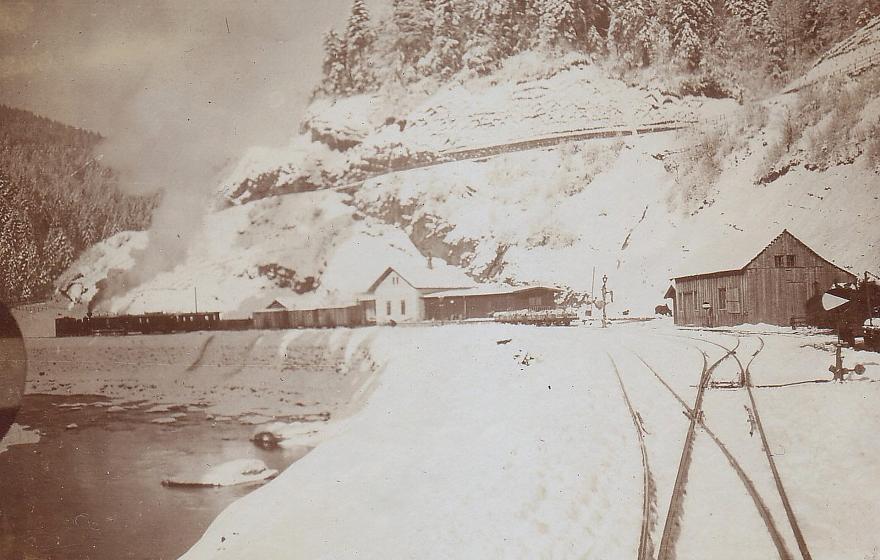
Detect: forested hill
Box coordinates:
(0, 105, 157, 303)
(318, 0, 880, 98)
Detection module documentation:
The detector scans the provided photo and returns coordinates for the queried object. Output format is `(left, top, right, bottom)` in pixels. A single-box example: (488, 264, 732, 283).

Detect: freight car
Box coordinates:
(54, 312, 251, 337)
(493, 307, 578, 326)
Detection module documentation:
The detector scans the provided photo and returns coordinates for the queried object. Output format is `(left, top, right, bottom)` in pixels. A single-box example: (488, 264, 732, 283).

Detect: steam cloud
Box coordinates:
(0, 2, 354, 311)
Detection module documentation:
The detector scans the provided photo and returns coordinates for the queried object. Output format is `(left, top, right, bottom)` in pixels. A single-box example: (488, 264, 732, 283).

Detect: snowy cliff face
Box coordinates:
(63, 44, 880, 316)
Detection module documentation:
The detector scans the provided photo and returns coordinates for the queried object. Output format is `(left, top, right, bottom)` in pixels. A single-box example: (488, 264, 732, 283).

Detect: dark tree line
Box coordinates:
(318, 0, 880, 96)
(0, 105, 157, 303)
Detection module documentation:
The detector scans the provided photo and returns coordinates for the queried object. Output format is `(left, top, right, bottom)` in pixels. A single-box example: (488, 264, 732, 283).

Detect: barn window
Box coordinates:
(718, 288, 727, 310)
(400, 300, 406, 315)
(727, 287, 742, 314)
(774, 255, 785, 267)
(386, 301, 392, 315)
(786, 254, 797, 267)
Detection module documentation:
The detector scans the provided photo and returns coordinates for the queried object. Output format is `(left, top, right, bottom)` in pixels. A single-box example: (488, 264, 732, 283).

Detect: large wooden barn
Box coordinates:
(667, 230, 857, 327)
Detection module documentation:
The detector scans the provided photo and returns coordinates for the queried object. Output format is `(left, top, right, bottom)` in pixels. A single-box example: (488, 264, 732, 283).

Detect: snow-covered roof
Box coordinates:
(366, 263, 477, 293)
(672, 229, 854, 280)
(266, 297, 300, 310)
(422, 284, 561, 299)
(263, 293, 357, 311)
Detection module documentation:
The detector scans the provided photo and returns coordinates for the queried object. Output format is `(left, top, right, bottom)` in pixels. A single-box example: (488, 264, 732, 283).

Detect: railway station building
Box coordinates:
(359, 264, 477, 324)
(666, 230, 856, 327)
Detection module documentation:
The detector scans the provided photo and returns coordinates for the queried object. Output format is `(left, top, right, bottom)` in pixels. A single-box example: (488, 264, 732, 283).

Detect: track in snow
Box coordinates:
(630, 349, 794, 560)
(673, 333, 813, 560)
(327, 122, 690, 195)
(655, 339, 739, 560)
(608, 353, 657, 560)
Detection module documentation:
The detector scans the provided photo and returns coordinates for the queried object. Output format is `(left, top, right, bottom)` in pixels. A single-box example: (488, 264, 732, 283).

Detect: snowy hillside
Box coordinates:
(61, 189, 468, 314)
(787, 15, 880, 92)
(63, 26, 880, 317)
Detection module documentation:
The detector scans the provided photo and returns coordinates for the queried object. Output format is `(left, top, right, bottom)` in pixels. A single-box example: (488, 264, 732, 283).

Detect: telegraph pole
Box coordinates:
(601, 274, 612, 328)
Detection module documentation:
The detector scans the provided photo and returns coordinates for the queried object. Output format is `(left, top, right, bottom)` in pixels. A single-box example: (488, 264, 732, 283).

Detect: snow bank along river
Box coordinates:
(1, 328, 383, 560)
(4, 322, 879, 559)
(178, 322, 880, 560)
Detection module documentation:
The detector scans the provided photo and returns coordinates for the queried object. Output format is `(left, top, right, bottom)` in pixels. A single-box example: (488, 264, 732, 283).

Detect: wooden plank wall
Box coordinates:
(673, 272, 746, 327)
(744, 232, 855, 326)
(674, 232, 857, 327)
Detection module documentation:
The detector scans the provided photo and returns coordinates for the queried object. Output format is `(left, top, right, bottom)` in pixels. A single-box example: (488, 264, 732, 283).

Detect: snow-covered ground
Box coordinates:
(174, 321, 880, 560)
(25, 327, 383, 420)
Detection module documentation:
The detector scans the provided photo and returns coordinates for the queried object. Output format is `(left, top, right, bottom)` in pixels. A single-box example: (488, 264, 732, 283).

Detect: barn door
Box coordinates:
(786, 282, 808, 324)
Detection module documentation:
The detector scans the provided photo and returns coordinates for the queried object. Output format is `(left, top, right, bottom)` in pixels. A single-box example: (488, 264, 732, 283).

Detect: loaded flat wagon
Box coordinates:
(493, 307, 578, 326)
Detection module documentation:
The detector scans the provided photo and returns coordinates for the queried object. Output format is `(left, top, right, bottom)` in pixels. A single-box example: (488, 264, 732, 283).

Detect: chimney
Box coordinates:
(427, 254, 433, 270)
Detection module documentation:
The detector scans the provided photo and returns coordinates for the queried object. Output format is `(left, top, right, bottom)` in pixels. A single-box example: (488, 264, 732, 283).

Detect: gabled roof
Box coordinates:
(264, 294, 357, 311)
(672, 229, 855, 280)
(266, 297, 299, 310)
(422, 284, 561, 299)
(365, 263, 477, 294)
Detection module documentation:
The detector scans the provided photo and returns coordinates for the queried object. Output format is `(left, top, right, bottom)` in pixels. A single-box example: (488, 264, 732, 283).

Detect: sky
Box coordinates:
(0, 0, 383, 295)
(0, 0, 359, 194)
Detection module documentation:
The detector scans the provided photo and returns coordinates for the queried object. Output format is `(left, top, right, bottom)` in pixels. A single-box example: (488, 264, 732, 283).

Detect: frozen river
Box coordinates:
(0, 394, 305, 560)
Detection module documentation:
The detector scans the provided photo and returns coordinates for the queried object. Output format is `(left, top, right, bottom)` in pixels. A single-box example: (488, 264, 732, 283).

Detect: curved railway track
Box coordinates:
(607, 353, 657, 560)
(655, 339, 739, 560)
(609, 329, 816, 560)
(671, 333, 813, 560)
(630, 351, 794, 560)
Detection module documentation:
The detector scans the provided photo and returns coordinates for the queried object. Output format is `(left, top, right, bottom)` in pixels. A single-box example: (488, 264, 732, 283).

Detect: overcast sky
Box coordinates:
(0, 0, 365, 193)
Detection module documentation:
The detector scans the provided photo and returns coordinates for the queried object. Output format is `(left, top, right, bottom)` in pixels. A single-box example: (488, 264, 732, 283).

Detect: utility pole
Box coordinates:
(194, 286, 198, 313)
(867, 272, 874, 327)
(601, 274, 613, 328)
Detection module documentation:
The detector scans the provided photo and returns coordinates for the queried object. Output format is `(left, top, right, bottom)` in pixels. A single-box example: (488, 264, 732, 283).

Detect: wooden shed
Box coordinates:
(668, 230, 857, 327)
(422, 285, 560, 321)
(253, 297, 365, 330)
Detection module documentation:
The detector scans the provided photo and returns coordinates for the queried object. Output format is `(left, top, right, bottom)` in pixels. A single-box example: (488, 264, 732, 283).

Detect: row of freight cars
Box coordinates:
(55, 305, 581, 337)
(54, 312, 252, 337)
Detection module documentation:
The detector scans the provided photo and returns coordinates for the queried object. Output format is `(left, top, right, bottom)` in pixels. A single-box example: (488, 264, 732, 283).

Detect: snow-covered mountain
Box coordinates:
(59, 25, 880, 317)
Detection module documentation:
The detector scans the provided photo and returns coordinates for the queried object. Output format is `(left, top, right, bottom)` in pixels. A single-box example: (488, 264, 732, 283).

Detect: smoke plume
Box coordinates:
(0, 2, 355, 311)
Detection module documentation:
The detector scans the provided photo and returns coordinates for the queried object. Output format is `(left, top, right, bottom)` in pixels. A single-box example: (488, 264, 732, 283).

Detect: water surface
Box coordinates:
(0, 394, 305, 560)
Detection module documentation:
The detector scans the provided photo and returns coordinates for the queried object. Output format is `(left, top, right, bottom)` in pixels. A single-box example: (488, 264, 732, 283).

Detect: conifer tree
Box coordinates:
(669, 0, 714, 69)
(426, 0, 463, 78)
(344, 0, 377, 92)
(393, 0, 435, 68)
(321, 30, 348, 94)
(607, 0, 652, 66)
(536, 0, 578, 48)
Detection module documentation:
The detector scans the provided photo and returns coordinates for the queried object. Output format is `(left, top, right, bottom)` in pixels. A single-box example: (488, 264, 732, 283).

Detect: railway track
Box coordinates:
(630, 350, 794, 560)
(655, 339, 738, 560)
(742, 337, 814, 560)
(609, 329, 811, 560)
(674, 333, 813, 560)
(607, 353, 657, 560)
